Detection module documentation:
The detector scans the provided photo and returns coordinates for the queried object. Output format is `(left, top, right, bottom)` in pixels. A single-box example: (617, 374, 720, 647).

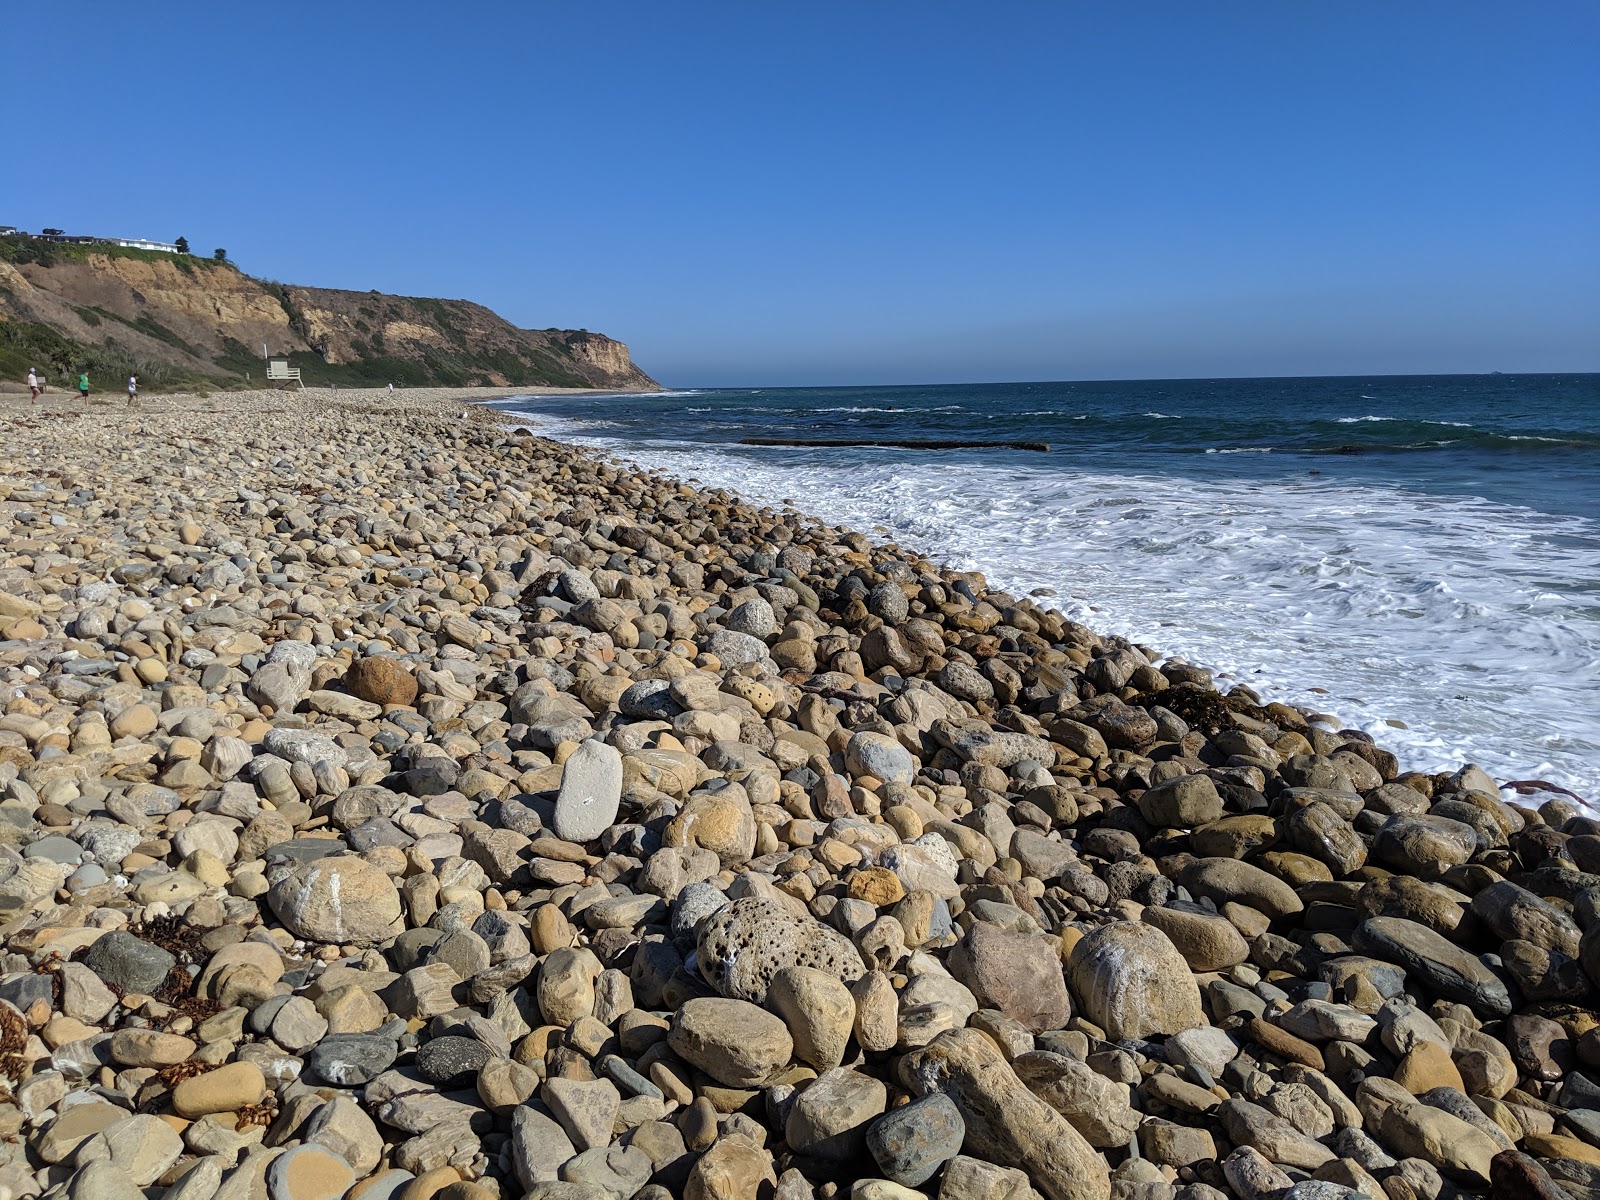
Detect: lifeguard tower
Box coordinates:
(265, 353, 303, 388)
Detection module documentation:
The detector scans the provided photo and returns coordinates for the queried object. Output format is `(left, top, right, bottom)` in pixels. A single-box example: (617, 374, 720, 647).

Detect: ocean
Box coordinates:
(494, 374, 1600, 800)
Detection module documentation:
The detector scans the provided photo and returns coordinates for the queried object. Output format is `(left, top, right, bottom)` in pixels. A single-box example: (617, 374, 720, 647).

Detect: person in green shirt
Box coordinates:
(77, 373, 90, 401)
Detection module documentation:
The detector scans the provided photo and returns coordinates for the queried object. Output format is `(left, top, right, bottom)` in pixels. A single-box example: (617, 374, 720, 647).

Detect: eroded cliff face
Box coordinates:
(0, 247, 658, 389)
(276, 286, 658, 389)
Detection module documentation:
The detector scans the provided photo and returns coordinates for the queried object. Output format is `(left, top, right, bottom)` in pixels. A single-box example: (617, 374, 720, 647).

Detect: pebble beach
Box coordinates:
(2, 385, 1597, 1200)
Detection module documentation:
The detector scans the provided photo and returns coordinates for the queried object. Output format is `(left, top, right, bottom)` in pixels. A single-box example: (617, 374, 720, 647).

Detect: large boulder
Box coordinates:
(697, 898, 864, 1004)
(268, 856, 403, 946)
(948, 922, 1072, 1033)
(1067, 922, 1205, 1040)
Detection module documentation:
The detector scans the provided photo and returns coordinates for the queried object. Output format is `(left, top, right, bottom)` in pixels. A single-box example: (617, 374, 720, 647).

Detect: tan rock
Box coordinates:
(1067, 922, 1204, 1040)
(684, 1138, 777, 1200)
(1380, 1098, 1500, 1183)
(266, 1144, 356, 1200)
(768, 966, 856, 1071)
(108, 1029, 197, 1067)
(669, 997, 793, 1087)
(898, 1028, 1111, 1200)
(1393, 1041, 1464, 1094)
(172, 1061, 267, 1118)
(267, 856, 403, 946)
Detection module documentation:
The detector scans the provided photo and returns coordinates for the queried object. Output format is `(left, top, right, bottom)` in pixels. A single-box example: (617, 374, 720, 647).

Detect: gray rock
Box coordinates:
(1372, 813, 1480, 878)
(415, 1035, 490, 1087)
(696, 898, 865, 1003)
(1352, 917, 1513, 1016)
(703, 629, 769, 666)
(1470, 879, 1581, 956)
(262, 727, 348, 769)
(1137, 775, 1222, 829)
(511, 1105, 578, 1185)
(866, 1092, 965, 1187)
(552, 740, 623, 843)
(304, 1034, 398, 1085)
(844, 731, 917, 787)
(83, 931, 175, 995)
(724, 597, 776, 639)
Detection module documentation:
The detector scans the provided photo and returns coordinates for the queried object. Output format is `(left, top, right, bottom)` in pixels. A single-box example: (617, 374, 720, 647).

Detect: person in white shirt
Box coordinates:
(127, 374, 138, 405)
(27, 369, 40, 401)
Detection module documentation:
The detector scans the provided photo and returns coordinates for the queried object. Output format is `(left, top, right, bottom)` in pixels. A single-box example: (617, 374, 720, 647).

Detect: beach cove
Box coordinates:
(0, 386, 1597, 1200)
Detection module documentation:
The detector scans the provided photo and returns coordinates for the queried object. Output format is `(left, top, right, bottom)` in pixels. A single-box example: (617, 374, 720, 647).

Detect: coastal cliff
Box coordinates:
(0, 240, 658, 390)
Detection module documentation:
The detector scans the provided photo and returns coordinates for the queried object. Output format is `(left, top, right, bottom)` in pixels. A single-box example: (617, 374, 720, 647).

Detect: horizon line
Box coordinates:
(663, 368, 1600, 390)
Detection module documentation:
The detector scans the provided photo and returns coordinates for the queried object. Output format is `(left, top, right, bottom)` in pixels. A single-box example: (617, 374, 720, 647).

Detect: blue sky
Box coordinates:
(11, 2, 1598, 386)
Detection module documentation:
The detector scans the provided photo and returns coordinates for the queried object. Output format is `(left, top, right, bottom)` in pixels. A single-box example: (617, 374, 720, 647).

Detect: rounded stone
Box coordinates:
(267, 1144, 356, 1200)
(696, 898, 865, 1004)
(866, 1092, 966, 1187)
(1141, 904, 1251, 972)
(768, 965, 856, 1071)
(83, 930, 176, 995)
(844, 731, 917, 787)
(724, 597, 776, 639)
(1137, 774, 1223, 829)
(1179, 857, 1304, 921)
(786, 1067, 888, 1161)
(415, 1035, 491, 1088)
(268, 855, 404, 946)
(1067, 921, 1206, 1040)
(346, 657, 418, 707)
(552, 740, 624, 844)
(108, 1028, 196, 1067)
(668, 997, 794, 1087)
(171, 1060, 267, 1118)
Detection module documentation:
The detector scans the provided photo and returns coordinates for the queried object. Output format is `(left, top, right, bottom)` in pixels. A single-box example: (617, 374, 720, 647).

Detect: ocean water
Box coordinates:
(494, 375, 1600, 800)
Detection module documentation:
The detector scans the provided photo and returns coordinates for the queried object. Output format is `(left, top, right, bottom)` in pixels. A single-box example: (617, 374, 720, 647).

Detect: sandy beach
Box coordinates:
(0, 385, 1593, 1200)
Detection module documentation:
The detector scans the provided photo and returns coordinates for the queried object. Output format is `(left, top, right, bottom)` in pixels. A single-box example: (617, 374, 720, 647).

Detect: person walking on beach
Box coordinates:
(127, 374, 139, 405)
(26, 369, 40, 402)
(77, 372, 90, 402)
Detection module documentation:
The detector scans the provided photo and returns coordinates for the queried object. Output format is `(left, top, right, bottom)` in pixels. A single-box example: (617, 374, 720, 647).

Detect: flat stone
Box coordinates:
(74, 1113, 184, 1186)
(552, 740, 623, 843)
(785, 1067, 888, 1161)
(1179, 857, 1303, 920)
(304, 1034, 398, 1086)
(1352, 917, 1513, 1016)
(1012, 1050, 1142, 1147)
(266, 1144, 356, 1200)
(949, 921, 1072, 1034)
(172, 1061, 267, 1118)
(415, 1036, 491, 1088)
(39, 1100, 126, 1164)
(898, 1028, 1111, 1200)
(542, 1077, 621, 1153)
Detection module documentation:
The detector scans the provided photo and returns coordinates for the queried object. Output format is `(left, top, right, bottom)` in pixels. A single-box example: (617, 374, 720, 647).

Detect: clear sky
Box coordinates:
(11, 2, 1598, 387)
